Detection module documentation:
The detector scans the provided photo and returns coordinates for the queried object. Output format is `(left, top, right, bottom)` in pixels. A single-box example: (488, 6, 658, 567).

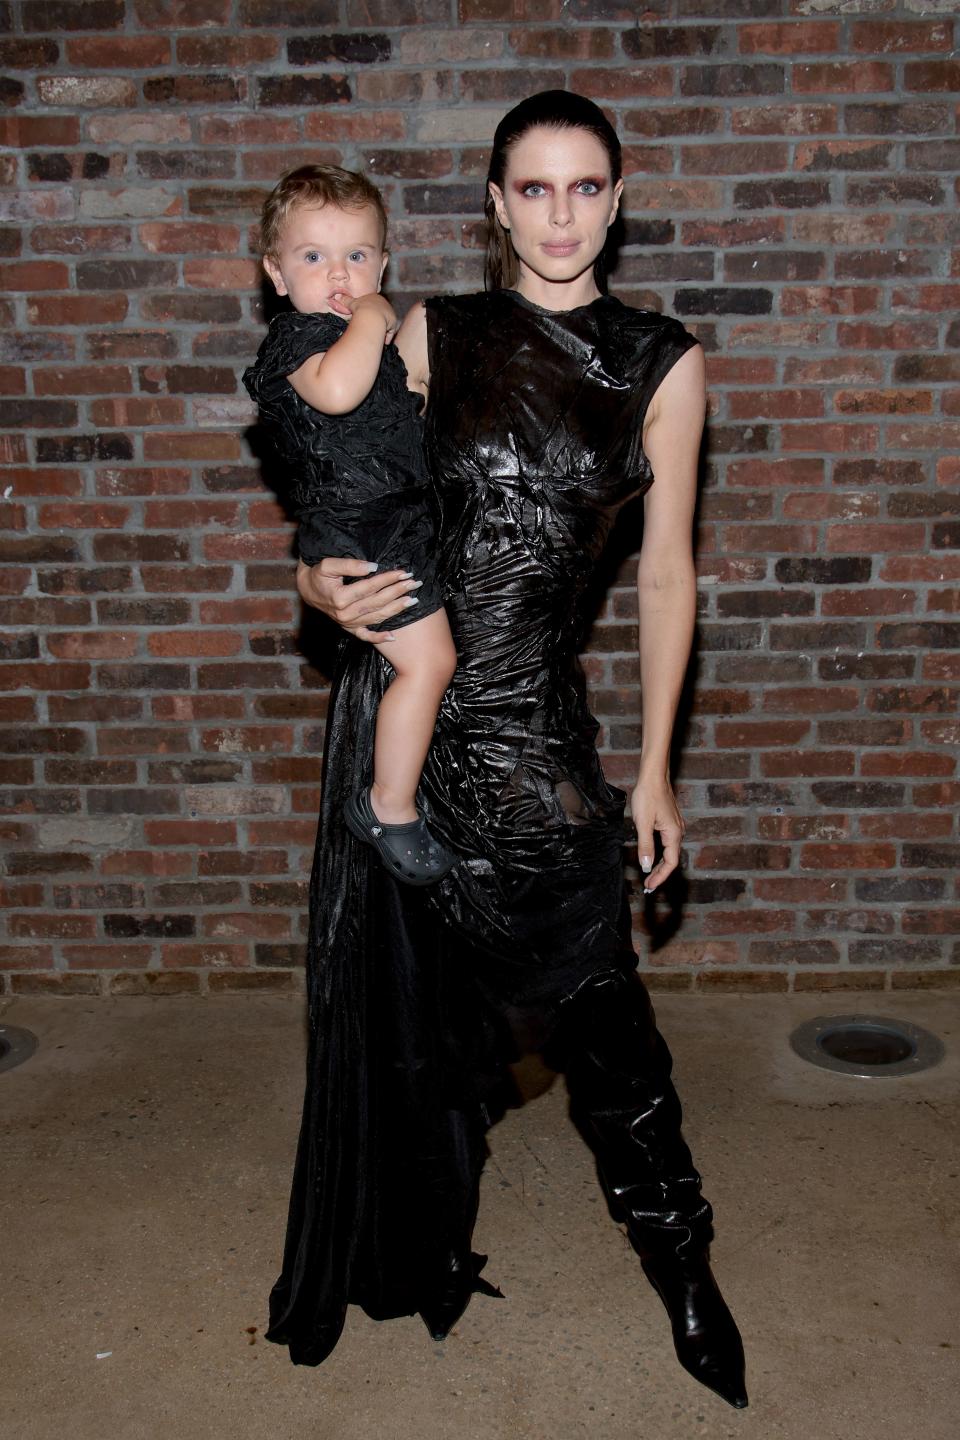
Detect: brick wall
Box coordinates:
(1, 1, 958, 999)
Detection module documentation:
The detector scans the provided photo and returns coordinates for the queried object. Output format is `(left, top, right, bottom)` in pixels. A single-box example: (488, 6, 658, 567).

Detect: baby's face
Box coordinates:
(263, 202, 387, 317)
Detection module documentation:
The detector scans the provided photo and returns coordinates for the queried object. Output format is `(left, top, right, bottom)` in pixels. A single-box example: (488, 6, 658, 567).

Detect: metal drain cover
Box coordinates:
(0, 1024, 39, 1075)
(790, 1014, 944, 1079)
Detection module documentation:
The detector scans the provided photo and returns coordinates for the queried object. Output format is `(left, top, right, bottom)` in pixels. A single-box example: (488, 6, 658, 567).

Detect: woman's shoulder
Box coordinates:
(599, 297, 701, 371)
(602, 296, 698, 342)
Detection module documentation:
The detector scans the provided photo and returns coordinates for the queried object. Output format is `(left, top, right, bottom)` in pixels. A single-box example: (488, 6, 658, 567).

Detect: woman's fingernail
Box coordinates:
(643, 887, 652, 895)
(400, 570, 415, 578)
(408, 579, 423, 589)
(640, 855, 653, 873)
(365, 562, 378, 573)
(403, 596, 419, 608)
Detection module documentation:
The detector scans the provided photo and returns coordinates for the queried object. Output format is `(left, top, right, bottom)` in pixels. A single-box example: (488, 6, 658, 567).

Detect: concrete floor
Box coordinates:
(0, 992, 957, 1440)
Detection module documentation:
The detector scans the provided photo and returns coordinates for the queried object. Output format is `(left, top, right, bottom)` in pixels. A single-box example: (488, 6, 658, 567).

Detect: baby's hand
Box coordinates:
(336, 292, 398, 341)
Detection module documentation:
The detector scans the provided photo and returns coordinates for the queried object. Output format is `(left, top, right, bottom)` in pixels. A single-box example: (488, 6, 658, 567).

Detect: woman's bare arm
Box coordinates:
(631, 343, 705, 892)
(393, 300, 430, 404)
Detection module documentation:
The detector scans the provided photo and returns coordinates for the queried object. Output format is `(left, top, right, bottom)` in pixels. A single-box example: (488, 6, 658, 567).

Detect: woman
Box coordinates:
(266, 91, 748, 1411)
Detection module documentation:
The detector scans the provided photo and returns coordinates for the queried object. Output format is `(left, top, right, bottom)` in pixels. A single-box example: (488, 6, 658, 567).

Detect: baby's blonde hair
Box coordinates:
(259, 164, 388, 257)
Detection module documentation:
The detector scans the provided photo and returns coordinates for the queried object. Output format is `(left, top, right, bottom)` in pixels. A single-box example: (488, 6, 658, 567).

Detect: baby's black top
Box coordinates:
(243, 309, 429, 512)
(243, 308, 442, 629)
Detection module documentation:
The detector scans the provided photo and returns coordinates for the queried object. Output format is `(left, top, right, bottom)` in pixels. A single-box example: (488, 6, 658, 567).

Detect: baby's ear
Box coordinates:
(262, 253, 287, 296)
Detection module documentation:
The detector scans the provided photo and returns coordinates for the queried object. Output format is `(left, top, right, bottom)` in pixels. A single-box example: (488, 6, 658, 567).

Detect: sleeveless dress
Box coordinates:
(242, 309, 442, 632)
(265, 290, 701, 1365)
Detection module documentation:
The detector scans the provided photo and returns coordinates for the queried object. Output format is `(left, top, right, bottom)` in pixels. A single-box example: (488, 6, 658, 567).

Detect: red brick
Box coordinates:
(733, 103, 840, 138)
(145, 820, 237, 846)
(794, 62, 894, 94)
(142, 433, 240, 461)
(8, 915, 97, 939)
(182, 258, 259, 290)
(46, 631, 138, 660)
(177, 34, 279, 66)
(147, 631, 243, 657)
(161, 943, 251, 969)
(0, 945, 54, 970)
(903, 60, 960, 92)
(859, 814, 953, 840)
(28, 294, 129, 326)
(781, 423, 880, 454)
(738, 22, 839, 56)
(64, 945, 153, 969)
(852, 21, 953, 55)
(0, 262, 69, 292)
(100, 850, 193, 877)
(140, 222, 240, 254)
(801, 844, 897, 871)
(765, 754, 857, 777)
(67, 36, 171, 67)
(0, 116, 80, 146)
(38, 503, 130, 530)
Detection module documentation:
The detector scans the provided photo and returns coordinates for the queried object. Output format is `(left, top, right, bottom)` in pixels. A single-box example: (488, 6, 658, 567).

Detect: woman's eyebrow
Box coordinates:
(511, 176, 609, 190)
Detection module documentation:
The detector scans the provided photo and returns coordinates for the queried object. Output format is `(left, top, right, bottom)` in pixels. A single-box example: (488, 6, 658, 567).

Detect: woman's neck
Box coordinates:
(513, 268, 602, 314)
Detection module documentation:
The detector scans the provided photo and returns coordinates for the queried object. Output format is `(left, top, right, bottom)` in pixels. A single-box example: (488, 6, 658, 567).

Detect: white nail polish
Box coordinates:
(640, 855, 653, 873)
(403, 596, 419, 607)
(365, 562, 378, 573)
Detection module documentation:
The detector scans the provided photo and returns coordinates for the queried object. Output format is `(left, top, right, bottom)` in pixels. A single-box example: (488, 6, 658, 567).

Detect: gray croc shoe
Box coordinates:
(344, 788, 457, 887)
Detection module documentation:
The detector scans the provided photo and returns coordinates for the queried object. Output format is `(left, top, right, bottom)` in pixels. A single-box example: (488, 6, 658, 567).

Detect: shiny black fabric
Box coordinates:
(242, 308, 442, 632)
(265, 291, 702, 1363)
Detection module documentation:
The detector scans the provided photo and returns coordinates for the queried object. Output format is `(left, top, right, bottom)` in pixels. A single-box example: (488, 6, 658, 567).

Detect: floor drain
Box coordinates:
(0, 1024, 39, 1075)
(789, 1014, 944, 1079)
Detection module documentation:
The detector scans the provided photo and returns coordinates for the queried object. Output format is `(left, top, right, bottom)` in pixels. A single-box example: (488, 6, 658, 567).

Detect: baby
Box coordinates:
(243, 165, 456, 886)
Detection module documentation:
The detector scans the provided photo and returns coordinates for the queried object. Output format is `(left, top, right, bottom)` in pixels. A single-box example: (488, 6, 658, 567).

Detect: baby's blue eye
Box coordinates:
(304, 250, 320, 264)
(348, 251, 367, 264)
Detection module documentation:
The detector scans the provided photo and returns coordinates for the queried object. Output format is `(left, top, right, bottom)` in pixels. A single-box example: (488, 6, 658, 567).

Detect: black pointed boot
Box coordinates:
(552, 972, 748, 1410)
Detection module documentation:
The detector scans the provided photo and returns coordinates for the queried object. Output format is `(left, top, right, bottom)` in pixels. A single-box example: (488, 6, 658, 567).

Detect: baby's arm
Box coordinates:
(286, 293, 397, 415)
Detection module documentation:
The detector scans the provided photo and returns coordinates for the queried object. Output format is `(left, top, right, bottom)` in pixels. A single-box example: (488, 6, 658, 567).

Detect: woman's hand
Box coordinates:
(631, 773, 685, 894)
(297, 557, 419, 643)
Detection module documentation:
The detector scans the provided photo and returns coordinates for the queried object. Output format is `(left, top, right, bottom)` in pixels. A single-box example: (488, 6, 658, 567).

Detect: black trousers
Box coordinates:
(545, 969, 715, 1261)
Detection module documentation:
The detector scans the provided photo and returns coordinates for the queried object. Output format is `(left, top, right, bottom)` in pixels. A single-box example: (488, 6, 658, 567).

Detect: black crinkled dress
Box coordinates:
(242, 308, 443, 632)
(265, 290, 701, 1365)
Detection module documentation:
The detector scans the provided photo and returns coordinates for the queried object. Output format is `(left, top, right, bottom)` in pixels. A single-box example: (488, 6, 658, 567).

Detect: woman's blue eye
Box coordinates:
(522, 183, 546, 198)
(576, 181, 600, 196)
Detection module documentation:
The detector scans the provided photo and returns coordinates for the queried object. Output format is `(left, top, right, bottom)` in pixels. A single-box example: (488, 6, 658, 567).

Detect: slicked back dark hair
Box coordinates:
(484, 90, 622, 292)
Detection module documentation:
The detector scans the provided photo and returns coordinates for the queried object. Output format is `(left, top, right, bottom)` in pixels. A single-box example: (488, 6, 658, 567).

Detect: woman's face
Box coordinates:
(487, 125, 622, 295)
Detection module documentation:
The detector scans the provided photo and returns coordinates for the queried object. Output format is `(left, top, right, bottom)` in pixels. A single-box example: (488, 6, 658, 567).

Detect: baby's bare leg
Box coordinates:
(371, 608, 457, 825)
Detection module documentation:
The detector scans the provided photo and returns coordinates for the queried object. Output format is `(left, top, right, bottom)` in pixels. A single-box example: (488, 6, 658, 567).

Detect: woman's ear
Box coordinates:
(262, 254, 288, 297)
(378, 250, 389, 293)
(609, 178, 624, 226)
(487, 182, 509, 230)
